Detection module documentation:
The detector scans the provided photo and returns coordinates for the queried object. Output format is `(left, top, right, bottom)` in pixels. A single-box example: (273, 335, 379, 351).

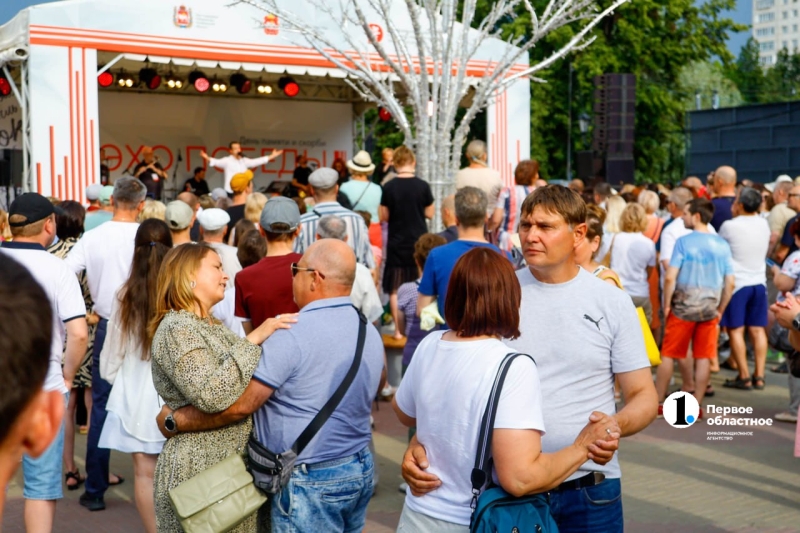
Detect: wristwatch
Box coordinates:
(164, 413, 178, 434)
(792, 313, 800, 332)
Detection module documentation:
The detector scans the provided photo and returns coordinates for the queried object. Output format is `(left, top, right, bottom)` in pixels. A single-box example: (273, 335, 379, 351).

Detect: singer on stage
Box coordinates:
(134, 146, 167, 199)
(201, 141, 282, 194)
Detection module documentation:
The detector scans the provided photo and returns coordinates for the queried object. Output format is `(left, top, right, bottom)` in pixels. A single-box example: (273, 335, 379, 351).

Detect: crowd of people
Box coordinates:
(1, 138, 799, 533)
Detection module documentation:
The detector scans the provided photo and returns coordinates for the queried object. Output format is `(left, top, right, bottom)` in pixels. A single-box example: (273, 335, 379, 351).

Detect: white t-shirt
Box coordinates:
(350, 263, 383, 323)
(395, 332, 545, 526)
(207, 242, 242, 289)
(1, 244, 86, 394)
(65, 221, 139, 319)
(508, 268, 649, 481)
(609, 232, 656, 297)
(212, 287, 246, 338)
(719, 215, 771, 292)
(455, 167, 503, 214)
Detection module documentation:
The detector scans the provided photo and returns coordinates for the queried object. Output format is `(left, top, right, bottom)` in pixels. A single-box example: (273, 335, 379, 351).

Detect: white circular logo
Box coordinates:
(663, 392, 701, 428)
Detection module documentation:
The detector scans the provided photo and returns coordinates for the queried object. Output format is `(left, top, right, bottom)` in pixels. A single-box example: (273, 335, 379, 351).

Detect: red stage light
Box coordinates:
(97, 71, 114, 88)
(278, 76, 300, 97)
(139, 68, 161, 90)
(230, 73, 252, 94)
(189, 71, 210, 93)
(0, 76, 11, 97)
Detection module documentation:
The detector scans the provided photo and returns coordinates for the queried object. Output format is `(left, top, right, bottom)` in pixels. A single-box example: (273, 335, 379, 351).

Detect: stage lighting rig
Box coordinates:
(117, 71, 135, 88)
(139, 67, 161, 90)
(230, 73, 251, 94)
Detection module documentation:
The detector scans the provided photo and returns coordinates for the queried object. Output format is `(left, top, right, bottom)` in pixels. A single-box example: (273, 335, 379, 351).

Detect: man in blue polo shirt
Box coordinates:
(158, 238, 383, 532)
(417, 186, 504, 324)
(1, 193, 88, 532)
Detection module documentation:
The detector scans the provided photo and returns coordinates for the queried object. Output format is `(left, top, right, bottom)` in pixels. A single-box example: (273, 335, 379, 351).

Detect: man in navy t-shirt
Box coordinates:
(418, 186, 504, 323)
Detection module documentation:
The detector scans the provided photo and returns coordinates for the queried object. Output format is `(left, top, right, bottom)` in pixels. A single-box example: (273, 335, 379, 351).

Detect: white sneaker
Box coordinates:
(774, 411, 798, 423)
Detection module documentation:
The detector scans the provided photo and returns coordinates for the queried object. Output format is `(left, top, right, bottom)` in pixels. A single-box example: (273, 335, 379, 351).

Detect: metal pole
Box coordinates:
(567, 63, 573, 180)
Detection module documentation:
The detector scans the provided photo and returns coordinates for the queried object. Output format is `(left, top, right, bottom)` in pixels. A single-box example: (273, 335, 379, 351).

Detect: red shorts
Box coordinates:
(662, 313, 719, 360)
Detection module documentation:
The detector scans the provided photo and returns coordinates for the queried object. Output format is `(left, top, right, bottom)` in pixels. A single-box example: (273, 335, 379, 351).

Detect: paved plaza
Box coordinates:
(3, 366, 799, 532)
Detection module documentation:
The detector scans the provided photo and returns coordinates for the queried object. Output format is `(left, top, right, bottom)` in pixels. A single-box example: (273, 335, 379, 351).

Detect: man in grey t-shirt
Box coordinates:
(402, 186, 657, 533)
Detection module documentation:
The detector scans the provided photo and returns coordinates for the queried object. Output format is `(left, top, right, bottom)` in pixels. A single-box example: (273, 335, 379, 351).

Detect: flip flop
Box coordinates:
(108, 474, 125, 486)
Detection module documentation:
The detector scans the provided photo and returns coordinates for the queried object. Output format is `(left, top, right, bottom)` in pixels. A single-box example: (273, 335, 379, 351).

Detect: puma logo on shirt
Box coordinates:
(583, 314, 604, 331)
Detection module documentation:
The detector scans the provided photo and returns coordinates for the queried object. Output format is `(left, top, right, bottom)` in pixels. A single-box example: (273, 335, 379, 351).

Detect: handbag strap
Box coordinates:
(470, 352, 535, 510)
(292, 306, 368, 455)
(350, 182, 371, 211)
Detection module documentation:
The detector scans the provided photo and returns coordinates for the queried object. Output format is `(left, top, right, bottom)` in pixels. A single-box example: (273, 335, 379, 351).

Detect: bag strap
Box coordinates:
(292, 306, 368, 455)
(350, 182, 371, 211)
(470, 352, 535, 510)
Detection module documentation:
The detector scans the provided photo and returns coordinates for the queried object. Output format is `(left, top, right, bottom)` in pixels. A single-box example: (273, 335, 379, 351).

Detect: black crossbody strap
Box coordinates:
(350, 183, 371, 211)
(292, 307, 368, 455)
(470, 353, 535, 497)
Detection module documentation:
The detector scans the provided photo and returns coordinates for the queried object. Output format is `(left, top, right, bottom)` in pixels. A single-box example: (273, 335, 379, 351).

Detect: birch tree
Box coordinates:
(235, 0, 629, 228)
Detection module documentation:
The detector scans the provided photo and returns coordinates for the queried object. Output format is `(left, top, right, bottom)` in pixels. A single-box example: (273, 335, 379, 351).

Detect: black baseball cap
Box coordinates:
(8, 193, 63, 227)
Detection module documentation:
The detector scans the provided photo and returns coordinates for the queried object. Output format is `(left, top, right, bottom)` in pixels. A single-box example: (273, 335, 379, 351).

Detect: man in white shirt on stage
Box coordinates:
(201, 141, 283, 194)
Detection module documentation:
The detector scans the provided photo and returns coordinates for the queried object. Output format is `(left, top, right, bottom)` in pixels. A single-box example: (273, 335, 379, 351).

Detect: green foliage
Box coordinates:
(725, 39, 800, 103)
(679, 61, 743, 111)
(489, 0, 746, 183)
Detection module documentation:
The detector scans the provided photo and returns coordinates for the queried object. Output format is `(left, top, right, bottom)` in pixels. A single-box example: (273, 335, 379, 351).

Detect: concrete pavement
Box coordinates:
(3, 366, 799, 532)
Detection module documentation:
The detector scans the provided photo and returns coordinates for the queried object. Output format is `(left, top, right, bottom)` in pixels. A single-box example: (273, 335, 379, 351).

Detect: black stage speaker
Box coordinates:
(0, 149, 23, 189)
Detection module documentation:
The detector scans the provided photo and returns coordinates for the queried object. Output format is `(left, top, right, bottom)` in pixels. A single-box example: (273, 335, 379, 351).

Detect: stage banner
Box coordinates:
(99, 91, 353, 195)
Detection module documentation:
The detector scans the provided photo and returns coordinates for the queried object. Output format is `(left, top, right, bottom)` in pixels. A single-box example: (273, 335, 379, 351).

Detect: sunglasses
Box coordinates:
(290, 262, 326, 280)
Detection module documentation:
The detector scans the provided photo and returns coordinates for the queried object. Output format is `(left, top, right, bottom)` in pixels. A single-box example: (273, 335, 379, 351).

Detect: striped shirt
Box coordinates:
(294, 202, 376, 269)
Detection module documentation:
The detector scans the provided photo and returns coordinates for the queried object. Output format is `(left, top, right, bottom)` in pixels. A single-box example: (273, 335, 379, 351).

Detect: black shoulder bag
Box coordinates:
(247, 308, 368, 494)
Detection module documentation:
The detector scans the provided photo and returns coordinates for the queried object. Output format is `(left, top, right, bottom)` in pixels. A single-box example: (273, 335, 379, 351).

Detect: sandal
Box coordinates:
(705, 384, 715, 397)
(752, 376, 765, 390)
(65, 469, 84, 491)
(108, 474, 125, 486)
(723, 376, 752, 390)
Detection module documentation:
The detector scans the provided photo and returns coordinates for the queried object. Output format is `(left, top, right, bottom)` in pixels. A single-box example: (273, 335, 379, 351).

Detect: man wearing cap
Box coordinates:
(197, 207, 241, 288)
(235, 197, 302, 333)
(295, 168, 375, 270)
(85, 184, 104, 212)
(84, 186, 114, 231)
(225, 170, 254, 238)
(767, 178, 796, 256)
(201, 141, 283, 194)
(65, 177, 146, 511)
(165, 200, 196, 246)
(1, 193, 89, 531)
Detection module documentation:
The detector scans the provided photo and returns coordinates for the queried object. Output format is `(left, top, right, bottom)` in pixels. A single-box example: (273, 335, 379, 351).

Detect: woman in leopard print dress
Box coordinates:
(150, 244, 294, 532)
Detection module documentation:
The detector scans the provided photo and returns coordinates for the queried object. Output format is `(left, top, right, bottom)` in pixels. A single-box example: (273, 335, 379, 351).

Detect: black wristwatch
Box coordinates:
(792, 313, 800, 332)
(164, 413, 178, 434)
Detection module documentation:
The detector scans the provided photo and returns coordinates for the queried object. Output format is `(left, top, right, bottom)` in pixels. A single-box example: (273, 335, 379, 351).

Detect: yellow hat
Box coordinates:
(230, 170, 254, 193)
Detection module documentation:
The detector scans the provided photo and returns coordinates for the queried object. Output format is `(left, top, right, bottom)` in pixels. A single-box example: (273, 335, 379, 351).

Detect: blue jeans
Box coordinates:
(85, 318, 111, 499)
(547, 478, 623, 533)
(23, 393, 68, 500)
(271, 447, 374, 533)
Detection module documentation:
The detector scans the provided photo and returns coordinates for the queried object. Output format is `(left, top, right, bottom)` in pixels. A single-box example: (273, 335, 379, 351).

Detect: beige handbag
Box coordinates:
(168, 453, 267, 533)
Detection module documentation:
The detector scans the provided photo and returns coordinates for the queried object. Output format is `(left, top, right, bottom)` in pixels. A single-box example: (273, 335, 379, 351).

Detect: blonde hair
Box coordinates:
(604, 196, 626, 233)
(392, 145, 416, 169)
(0, 209, 11, 240)
(619, 203, 648, 233)
(245, 193, 268, 224)
(465, 140, 488, 164)
(138, 199, 166, 222)
(149, 244, 217, 338)
(637, 190, 659, 214)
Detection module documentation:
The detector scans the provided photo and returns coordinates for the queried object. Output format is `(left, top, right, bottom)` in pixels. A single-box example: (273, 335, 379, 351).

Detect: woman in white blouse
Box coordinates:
(99, 219, 172, 533)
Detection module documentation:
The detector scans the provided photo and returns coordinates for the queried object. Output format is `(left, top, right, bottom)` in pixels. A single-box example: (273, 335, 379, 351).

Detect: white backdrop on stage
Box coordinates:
(99, 91, 353, 194)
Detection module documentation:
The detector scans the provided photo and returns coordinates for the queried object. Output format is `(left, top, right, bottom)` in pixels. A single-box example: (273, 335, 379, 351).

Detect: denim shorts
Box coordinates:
(271, 446, 374, 533)
(23, 392, 68, 500)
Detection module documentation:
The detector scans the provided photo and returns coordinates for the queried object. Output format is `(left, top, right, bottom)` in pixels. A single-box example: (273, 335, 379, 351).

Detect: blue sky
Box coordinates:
(1, 0, 753, 55)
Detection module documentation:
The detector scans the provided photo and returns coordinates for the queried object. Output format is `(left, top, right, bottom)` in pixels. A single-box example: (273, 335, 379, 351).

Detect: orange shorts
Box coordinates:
(661, 313, 719, 360)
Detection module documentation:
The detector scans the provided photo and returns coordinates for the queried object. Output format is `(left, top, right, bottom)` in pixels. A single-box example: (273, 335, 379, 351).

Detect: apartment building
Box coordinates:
(753, 0, 800, 65)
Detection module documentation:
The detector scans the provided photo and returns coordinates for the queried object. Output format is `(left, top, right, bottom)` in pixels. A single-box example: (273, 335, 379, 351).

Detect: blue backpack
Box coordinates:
(469, 353, 559, 533)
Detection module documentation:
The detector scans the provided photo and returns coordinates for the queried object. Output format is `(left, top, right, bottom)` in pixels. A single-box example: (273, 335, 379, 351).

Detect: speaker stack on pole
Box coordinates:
(591, 74, 636, 184)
